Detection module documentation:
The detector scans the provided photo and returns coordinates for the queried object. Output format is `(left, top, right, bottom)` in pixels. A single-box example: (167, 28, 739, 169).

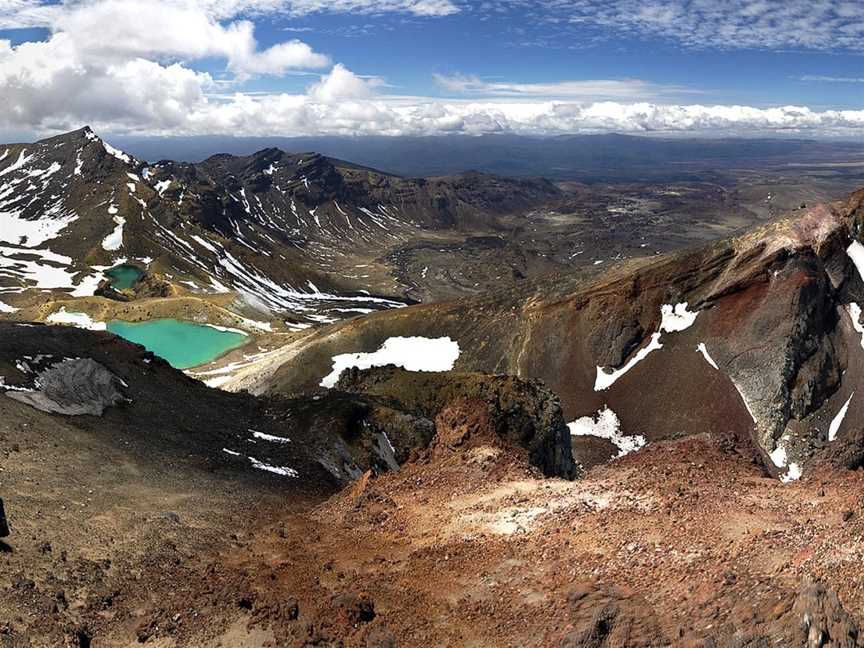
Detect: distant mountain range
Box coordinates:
(109, 133, 864, 181)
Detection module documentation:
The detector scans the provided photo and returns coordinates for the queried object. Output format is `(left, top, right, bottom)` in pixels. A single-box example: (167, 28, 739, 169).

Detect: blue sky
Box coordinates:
(0, 0, 863, 137)
(244, 6, 864, 109)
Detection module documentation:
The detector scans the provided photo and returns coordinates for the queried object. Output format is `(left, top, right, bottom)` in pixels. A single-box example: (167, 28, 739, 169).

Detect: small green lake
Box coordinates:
(106, 319, 248, 369)
(105, 264, 143, 291)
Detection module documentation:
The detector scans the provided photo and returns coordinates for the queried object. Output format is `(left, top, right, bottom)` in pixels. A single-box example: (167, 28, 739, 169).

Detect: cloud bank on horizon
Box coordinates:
(1, 0, 863, 138)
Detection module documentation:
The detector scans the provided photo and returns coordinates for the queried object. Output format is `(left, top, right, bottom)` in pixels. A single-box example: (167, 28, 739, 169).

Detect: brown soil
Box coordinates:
(3, 390, 864, 647)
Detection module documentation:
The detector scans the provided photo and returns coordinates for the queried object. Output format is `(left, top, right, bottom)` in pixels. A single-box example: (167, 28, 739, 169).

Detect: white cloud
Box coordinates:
(798, 75, 864, 84)
(308, 63, 384, 101)
(2, 46, 864, 137)
(496, 0, 864, 52)
(46, 1, 330, 78)
(1, 0, 863, 138)
(0, 0, 460, 28)
(277, 0, 459, 16)
(433, 73, 697, 100)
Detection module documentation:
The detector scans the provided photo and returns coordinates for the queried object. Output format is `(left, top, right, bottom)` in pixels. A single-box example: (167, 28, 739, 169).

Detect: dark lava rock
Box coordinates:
(562, 582, 667, 647)
(790, 578, 859, 647)
(365, 625, 397, 648)
(704, 577, 861, 647)
(336, 365, 578, 479)
(331, 592, 376, 625)
(0, 499, 8, 537)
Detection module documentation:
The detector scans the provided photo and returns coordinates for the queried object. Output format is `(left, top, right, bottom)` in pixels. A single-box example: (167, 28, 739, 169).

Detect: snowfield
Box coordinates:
(0, 211, 79, 248)
(102, 215, 126, 251)
(320, 336, 461, 388)
(46, 308, 106, 331)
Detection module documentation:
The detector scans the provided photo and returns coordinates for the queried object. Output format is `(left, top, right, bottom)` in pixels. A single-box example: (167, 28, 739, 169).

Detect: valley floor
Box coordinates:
(3, 388, 862, 647)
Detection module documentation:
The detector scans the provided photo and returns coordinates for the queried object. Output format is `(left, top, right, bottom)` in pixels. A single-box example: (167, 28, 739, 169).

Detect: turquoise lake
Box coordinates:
(105, 264, 143, 290)
(106, 319, 248, 369)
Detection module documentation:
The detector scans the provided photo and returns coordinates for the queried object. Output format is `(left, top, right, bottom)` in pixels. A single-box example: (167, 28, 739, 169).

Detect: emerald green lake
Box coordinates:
(105, 264, 143, 290)
(106, 319, 248, 369)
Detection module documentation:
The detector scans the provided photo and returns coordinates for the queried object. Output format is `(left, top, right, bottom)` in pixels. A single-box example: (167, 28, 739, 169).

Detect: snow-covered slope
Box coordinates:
(0, 128, 560, 326)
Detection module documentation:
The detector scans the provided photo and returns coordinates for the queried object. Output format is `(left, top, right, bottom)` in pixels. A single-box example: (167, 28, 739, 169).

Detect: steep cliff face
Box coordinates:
(244, 190, 864, 480)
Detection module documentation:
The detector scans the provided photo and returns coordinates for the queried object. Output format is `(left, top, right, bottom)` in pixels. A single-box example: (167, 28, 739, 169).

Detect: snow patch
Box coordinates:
(222, 448, 298, 477)
(848, 241, 864, 283)
(248, 457, 299, 477)
(251, 430, 291, 444)
(102, 140, 132, 164)
(102, 215, 126, 251)
(595, 302, 699, 391)
(847, 303, 864, 349)
(781, 463, 802, 483)
(46, 308, 106, 331)
(0, 376, 33, 392)
(696, 343, 719, 370)
(660, 302, 699, 332)
(769, 436, 802, 483)
(567, 406, 647, 458)
(0, 245, 102, 296)
(0, 212, 79, 248)
(0, 299, 18, 313)
(829, 393, 854, 442)
(321, 336, 460, 389)
(0, 150, 33, 177)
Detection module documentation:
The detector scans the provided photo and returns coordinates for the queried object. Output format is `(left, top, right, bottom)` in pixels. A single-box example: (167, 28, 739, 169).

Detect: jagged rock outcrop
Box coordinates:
(335, 365, 578, 479)
(7, 358, 128, 416)
(789, 579, 860, 648)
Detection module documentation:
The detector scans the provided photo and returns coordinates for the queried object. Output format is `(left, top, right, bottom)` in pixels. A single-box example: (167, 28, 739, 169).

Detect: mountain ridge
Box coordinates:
(224, 187, 864, 483)
(0, 127, 563, 327)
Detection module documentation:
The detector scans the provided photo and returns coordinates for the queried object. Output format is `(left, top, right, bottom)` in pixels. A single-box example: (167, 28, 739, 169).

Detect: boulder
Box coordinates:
(7, 358, 127, 416)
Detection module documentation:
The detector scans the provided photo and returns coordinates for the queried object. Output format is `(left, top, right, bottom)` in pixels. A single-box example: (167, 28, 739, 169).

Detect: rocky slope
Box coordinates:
(0, 322, 574, 485)
(229, 188, 864, 483)
(0, 128, 560, 327)
(4, 361, 864, 645)
(0, 321, 581, 645)
(5, 190, 864, 645)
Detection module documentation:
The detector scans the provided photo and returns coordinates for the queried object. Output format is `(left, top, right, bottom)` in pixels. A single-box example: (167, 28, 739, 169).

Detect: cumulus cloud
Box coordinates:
(1, 0, 863, 138)
(496, 0, 864, 52)
(307, 63, 385, 101)
(20, 0, 331, 78)
(7, 62, 864, 138)
(0, 0, 460, 28)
